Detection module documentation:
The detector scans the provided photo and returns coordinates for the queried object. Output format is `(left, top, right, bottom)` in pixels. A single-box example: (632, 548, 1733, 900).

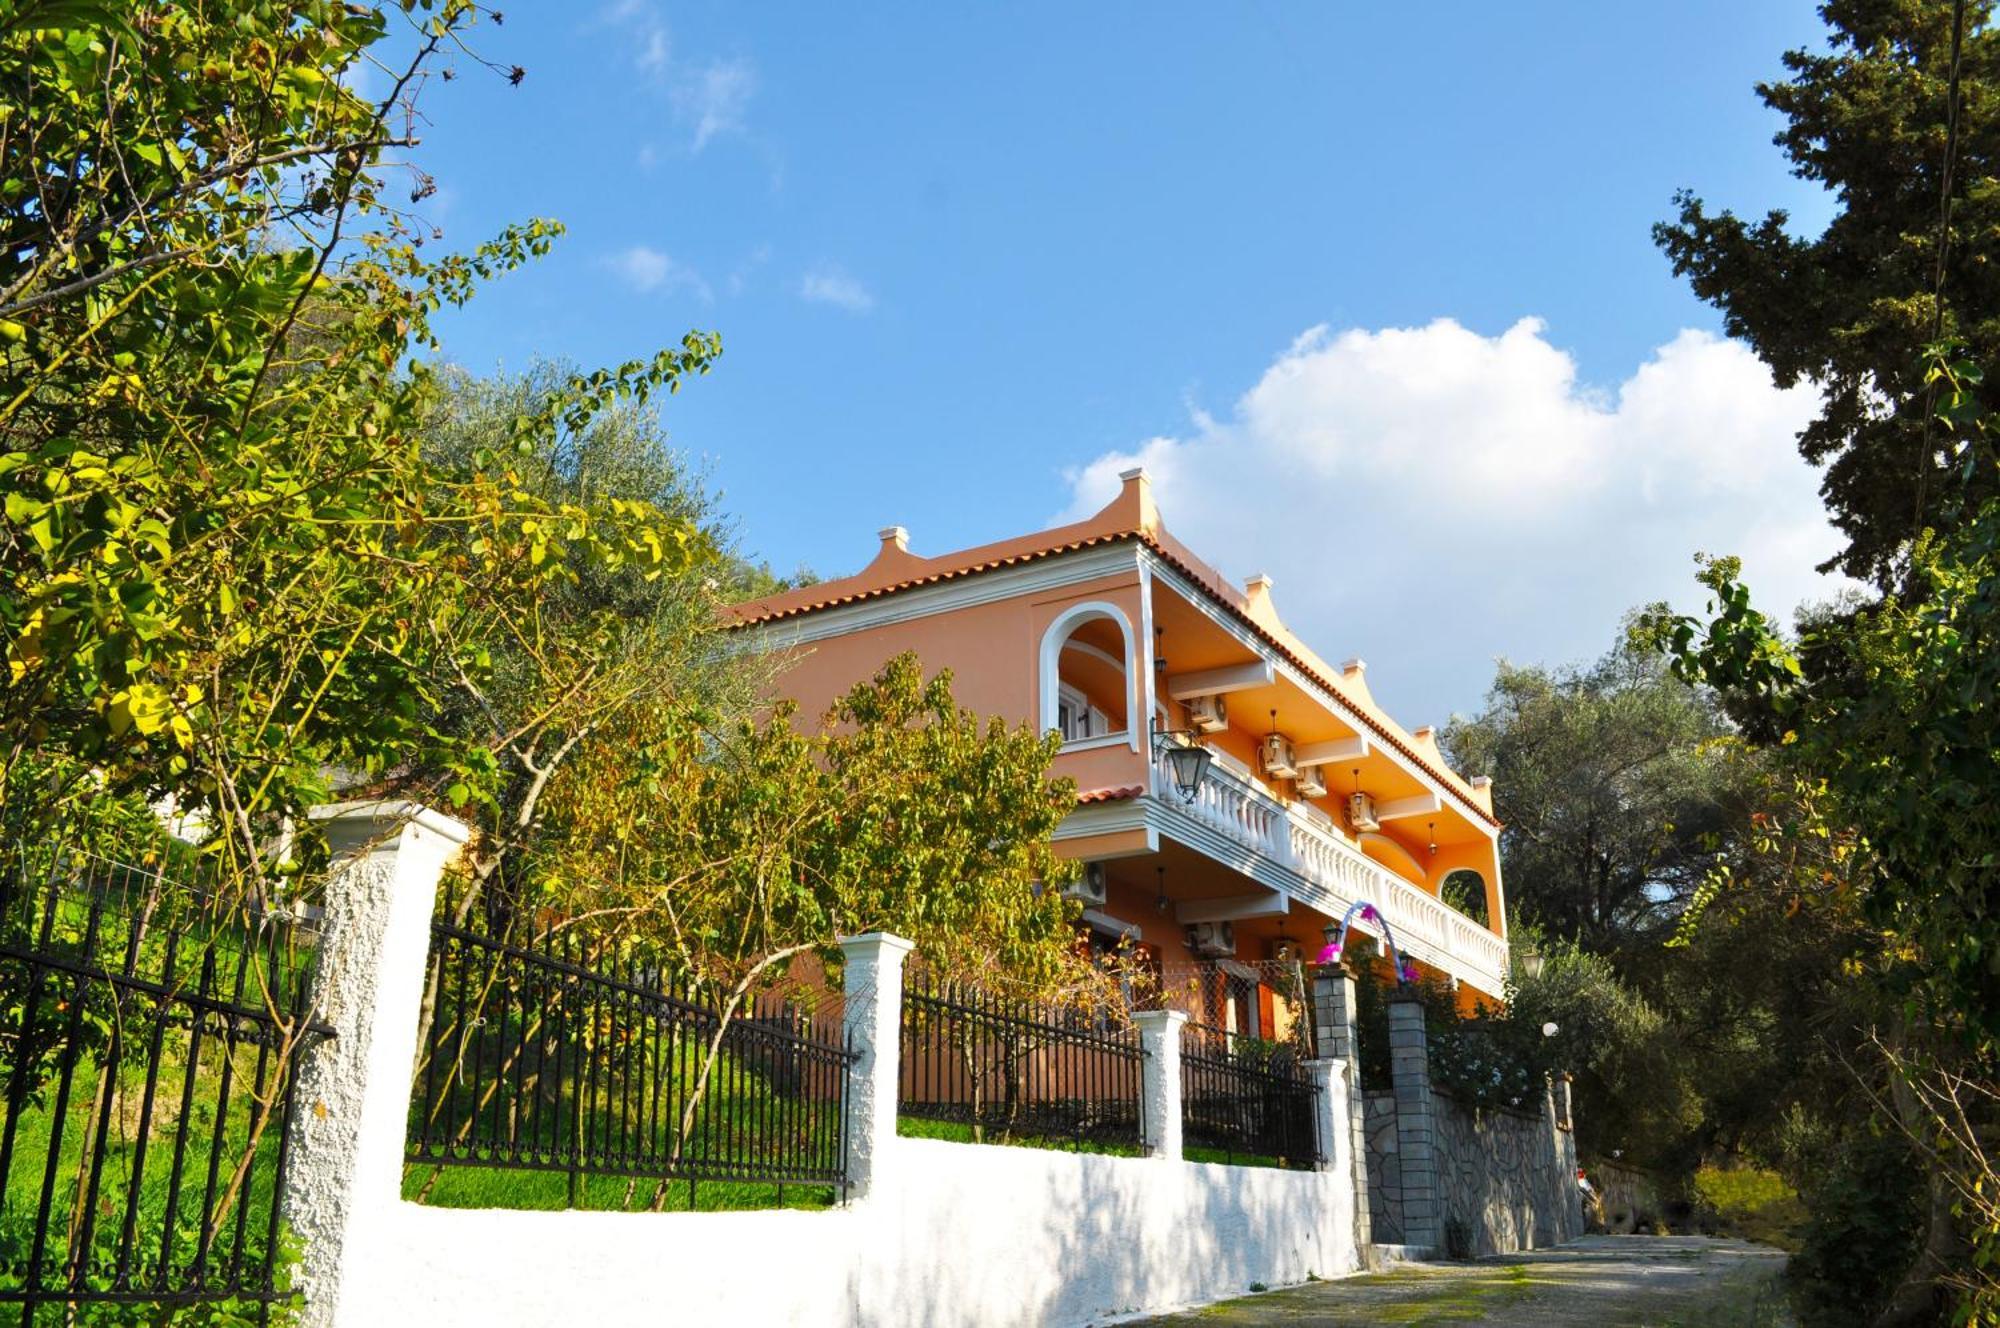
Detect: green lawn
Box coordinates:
(401, 1162, 839, 1212)
(0, 1039, 298, 1326)
(894, 1114, 1305, 1169)
(895, 1112, 1148, 1157)
(405, 1023, 845, 1214)
(1692, 1166, 1807, 1252)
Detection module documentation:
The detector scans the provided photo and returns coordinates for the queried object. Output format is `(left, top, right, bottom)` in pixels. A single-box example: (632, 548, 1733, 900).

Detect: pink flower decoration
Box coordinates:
(1315, 943, 1342, 965)
(1359, 904, 1379, 922)
(1399, 962, 1419, 983)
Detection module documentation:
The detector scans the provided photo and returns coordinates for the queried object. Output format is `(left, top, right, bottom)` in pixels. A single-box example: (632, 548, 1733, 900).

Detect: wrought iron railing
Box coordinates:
(898, 973, 1146, 1152)
(0, 853, 330, 1322)
(405, 920, 853, 1207)
(1178, 1022, 1320, 1168)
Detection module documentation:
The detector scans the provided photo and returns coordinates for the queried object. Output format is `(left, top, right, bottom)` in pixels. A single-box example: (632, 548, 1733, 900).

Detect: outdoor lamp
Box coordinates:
(1542, 1021, 1560, 1038)
(1153, 730, 1213, 803)
(1517, 946, 1545, 980)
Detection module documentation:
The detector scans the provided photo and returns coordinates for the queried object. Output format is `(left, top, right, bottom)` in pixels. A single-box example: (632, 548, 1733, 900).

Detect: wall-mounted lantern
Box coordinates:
(1152, 728, 1214, 804)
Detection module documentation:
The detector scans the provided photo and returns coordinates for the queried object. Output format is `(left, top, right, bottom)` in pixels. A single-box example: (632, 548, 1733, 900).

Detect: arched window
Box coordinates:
(1441, 868, 1489, 926)
(1038, 602, 1138, 750)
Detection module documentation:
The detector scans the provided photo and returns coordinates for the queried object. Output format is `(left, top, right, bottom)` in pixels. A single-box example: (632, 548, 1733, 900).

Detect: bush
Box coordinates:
(1787, 1130, 1927, 1328)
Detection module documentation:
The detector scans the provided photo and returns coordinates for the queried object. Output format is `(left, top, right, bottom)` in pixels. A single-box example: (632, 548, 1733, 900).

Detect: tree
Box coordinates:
(1655, 0, 2000, 584)
(533, 653, 1085, 990)
(401, 361, 752, 922)
(1646, 511, 2000, 1323)
(511, 653, 1094, 1199)
(0, 2, 716, 897)
(1441, 626, 1748, 952)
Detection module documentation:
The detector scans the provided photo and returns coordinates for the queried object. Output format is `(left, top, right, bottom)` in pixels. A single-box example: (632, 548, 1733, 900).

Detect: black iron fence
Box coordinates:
(405, 919, 854, 1209)
(1158, 958, 1317, 1058)
(1179, 1022, 1320, 1168)
(0, 853, 330, 1325)
(898, 973, 1146, 1152)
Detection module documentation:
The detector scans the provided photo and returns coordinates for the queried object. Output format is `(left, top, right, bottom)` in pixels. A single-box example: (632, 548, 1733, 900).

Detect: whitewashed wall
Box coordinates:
(336, 1135, 1357, 1328)
(285, 805, 1360, 1328)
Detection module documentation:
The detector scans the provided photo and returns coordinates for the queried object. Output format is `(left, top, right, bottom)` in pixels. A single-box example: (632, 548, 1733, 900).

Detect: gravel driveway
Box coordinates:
(1107, 1235, 1792, 1327)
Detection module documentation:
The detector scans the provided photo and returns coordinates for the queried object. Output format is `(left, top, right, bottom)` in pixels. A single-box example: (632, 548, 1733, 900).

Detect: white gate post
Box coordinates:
(1132, 1009, 1186, 1161)
(284, 800, 468, 1328)
(838, 931, 915, 1201)
(1308, 1056, 1348, 1178)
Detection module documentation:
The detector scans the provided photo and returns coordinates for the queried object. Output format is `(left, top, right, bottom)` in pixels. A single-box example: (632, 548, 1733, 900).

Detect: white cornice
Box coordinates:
(1052, 799, 1157, 846)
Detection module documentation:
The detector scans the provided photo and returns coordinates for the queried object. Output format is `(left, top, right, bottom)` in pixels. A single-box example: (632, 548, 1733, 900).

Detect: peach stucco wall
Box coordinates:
(756, 571, 1152, 797)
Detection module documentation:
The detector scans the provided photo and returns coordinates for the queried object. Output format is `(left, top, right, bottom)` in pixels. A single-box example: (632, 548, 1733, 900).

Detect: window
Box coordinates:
(1037, 601, 1138, 750)
(1057, 683, 1112, 743)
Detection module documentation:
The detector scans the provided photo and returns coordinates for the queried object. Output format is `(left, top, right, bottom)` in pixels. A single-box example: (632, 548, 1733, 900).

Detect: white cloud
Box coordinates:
(674, 57, 756, 151)
(1058, 317, 1851, 725)
(606, 245, 712, 302)
(597, 0, 668, 77)
(728, 243, 772, 296)
(596, 3, 754, 151)
(798, 264, 874, 313)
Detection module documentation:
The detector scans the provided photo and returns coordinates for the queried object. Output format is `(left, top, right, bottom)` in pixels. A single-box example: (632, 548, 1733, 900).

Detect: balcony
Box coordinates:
(1149, 745, 1509, 996)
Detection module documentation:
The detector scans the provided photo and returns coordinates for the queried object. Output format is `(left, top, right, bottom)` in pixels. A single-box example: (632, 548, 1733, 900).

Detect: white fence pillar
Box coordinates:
(1132, 1009, 1186, 1161)
(1308, 1057, 1347, 1179)
(285, 800, 469, 1328)
(839, 931, 914, 1201)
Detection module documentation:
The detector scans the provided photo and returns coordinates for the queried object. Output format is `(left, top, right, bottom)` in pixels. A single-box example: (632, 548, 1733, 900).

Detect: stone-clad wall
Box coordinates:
(1360, 1059, 1583, 1256)
(1317, 973, 1582, 1259)
(1363, 1092, 1403, 1243)
(1432, 1094, 1566, 1257)
(1591, 1158, 1663, 1234)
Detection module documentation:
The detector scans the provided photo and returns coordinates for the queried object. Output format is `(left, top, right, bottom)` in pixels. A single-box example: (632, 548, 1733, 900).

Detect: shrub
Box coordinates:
(1787, 1130, 1927, 1328)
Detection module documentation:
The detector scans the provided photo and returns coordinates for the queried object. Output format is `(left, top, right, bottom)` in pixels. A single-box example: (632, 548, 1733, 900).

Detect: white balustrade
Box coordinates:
(1149, 744, 1508, 993)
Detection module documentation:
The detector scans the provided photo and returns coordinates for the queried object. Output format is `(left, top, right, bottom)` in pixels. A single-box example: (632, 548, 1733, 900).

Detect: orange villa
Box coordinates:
(727, 467, 1510, 1021)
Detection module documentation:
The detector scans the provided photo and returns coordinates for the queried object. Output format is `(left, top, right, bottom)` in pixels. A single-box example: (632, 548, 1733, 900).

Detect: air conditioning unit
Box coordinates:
(1062, 861, 1108, 908)
(1185, 921, 1237, 959)
(1293, 764, 1328, 798)
(1348, 791, 1381, 833)
(1185, 692, 1229, 734)
(1260, 732, 1298, 780)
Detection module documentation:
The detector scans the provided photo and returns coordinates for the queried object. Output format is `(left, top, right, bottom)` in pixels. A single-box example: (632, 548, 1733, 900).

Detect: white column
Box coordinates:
(838, 931, 915, 1201)
(1308, 1057, 1348, 1178)
(1132, 1009, 1186, 1161)
(285, 800, 469, 1328)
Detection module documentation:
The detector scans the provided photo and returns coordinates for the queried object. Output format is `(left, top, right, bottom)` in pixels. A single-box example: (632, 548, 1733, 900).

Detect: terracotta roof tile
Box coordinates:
(1076, 785, 1145, 804)
(724, 531, 1142, 627)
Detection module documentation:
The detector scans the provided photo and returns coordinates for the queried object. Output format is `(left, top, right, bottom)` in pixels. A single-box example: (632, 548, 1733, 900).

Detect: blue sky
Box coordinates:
(406, 2, 1841, 727)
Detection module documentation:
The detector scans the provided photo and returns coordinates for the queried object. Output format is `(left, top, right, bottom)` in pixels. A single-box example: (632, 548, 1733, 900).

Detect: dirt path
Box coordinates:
(1109, 1236, 1792, 1327)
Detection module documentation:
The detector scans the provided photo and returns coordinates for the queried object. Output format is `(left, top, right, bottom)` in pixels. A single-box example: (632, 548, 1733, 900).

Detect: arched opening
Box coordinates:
(1440, 868, 1489, 927)
(1038, 603, 1137, 748)
(1359, 831, 1427, 886)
